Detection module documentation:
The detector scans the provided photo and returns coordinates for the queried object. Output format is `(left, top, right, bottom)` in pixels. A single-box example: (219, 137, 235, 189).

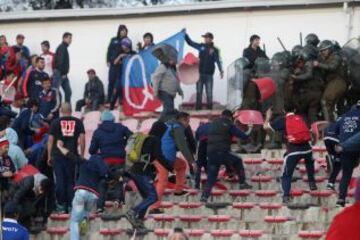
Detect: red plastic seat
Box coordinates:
(255, 190, 278, 197)
(229, 190, 252, 197)
(210, 230, 234, 237)
(267, 159, 283, 165)
(153, 215, 176, 222)
(163, 189, 174, 195)
(179, 215, 202, 223)
(187, 189, 200, 196)
(178, 202, 202, 209)
(298, 230, 324, 239)
(99, 228, 122, 236)
(348, 188, 355, 197)
(160, 201, 174, 209)
(154, 229, 170, 237)
(259, 203, 283, 210)
(290, 189, 305, 197)
(185, 229, 205, 237)
(243, 159, 263, 165)
(49, 214, 70, 221)
(303, 176, 326, 183)
(312, 146, 326, 153)
(299, 165, 320, 174)
(309, 190, 334, 197)
(251, 175, 273, 183)
(264, 216, 289, 223)
(208, 215, 231, 223)
(239, 230, 263, 238)
(232, 202, 256, 209)
(211, 189, 225, 196)
(47, 227, 68, 235)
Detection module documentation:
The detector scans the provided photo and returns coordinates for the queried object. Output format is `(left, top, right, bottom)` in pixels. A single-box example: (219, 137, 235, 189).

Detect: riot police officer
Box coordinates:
(313, 40, 347, 122)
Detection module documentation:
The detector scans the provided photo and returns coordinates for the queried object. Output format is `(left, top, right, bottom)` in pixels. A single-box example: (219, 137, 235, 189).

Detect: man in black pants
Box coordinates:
(47, 103, 85, 213)
(324, 122, 341, 190)
(332, 102, 360, 207)
(201, 110, 252, 203)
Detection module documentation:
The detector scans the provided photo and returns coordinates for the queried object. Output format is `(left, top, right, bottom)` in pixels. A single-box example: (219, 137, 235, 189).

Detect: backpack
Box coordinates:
(125, 132, 151, 169)
(285, 114, 311, 144)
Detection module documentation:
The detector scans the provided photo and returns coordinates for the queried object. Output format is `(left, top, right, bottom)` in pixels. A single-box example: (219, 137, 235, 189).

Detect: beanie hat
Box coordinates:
(121, 37, 132, 49)
(4, 201, 17, 215)
(101, 111, 115, 122)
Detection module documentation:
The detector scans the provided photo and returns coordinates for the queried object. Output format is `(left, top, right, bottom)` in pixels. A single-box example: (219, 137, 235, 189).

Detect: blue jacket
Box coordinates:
(38, 88, 61, 118)
(12, 108, 34, 136)
(195, 122, 210, 142)
(161, 122, 182, 164)
(89, 121, 132, 159)
(341, 131, 360, 152)
(185, 34, 223, 75)
(68, 153, 109, 196)
(2, 218, 29, 240)
(334, 107, 360, 143)
(324, 122, 339, 143)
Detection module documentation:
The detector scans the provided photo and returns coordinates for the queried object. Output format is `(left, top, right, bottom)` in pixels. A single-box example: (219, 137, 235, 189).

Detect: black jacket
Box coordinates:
(84, 77, 105, 103)
(207, 117, 248, 153)
(55, 42, 70, 75)
(243, 46, 268, 70)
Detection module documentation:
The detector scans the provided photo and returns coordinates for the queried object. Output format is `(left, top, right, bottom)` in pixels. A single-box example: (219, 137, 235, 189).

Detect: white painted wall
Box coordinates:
(0, 6, 359, 107)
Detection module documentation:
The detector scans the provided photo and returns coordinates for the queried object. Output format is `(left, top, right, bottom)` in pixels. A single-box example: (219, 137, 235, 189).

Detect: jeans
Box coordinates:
(151, 158, 186, 209)
(53, 69, 72, 103)
(202, 151, 246, 199)
(70, 189, 98, 240)
(107, 65, 120, 103)
(338, 152, 360, 201)
(75, 99, 101, 112)
(195, 140, 207, 189)
(158, 91, 175, 117)
(53, 156, 76, 210)
(282, 150, 315, 197)
(130, 174, 157, 219)
(196, 74, 214, 110)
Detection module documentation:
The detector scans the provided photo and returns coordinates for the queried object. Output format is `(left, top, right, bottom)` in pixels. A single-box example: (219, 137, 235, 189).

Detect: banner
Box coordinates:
(121, 31, 185, 116)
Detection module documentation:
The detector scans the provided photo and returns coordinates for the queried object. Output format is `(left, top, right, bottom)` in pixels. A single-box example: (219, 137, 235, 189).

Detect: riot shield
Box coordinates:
(342, 37, 360, 90)
(226, 57, 250, 110)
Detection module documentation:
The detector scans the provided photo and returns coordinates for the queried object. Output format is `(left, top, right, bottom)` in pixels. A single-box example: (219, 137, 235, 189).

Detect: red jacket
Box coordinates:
(326, 202, 360, 240)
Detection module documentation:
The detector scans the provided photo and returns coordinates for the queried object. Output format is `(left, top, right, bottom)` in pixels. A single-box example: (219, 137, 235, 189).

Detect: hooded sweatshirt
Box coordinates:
(89, 121, 132, 160)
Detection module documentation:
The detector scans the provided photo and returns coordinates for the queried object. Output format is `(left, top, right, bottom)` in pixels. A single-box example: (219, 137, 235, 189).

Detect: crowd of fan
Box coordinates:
(0, 24, 358, 240)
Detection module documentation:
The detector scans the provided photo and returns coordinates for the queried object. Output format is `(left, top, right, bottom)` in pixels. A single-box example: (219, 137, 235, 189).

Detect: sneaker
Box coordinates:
(336, 199, 345, 207)
(174, 190, 189, 196)
(148, 208, 164, 215)
(96, 208, 104, 214)
(125, 210, 138, 228)
(309, 182, 318, 191)
(200, 195, 208, 203)
(134, 219, 147, 230)
(326, 183, 335, 191)
(55, 204, 66, 214)
(239, 182, 253, 190)
(282, 196, 291, 205)
(79, 219, 88, 236)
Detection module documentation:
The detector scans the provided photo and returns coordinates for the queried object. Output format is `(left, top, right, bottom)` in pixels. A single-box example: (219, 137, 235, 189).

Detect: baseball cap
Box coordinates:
(201, 32, 214, 39)
(0, 137, 9, 148)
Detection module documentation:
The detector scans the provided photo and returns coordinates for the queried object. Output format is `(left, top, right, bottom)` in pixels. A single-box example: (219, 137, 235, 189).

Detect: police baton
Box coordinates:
(277, 37, 287, 51)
